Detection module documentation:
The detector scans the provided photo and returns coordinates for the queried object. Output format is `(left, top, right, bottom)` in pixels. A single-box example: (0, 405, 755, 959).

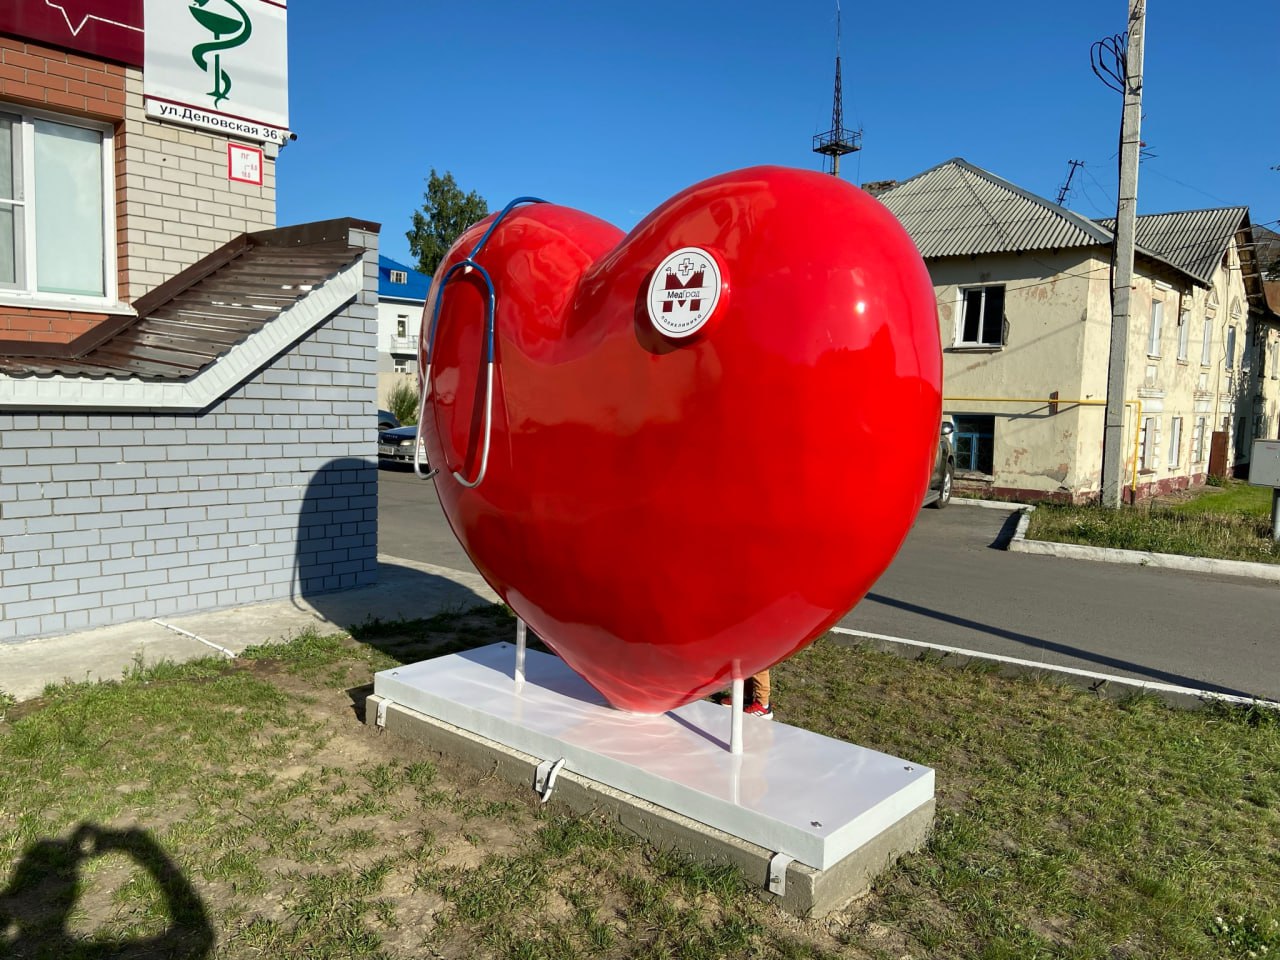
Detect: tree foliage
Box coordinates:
(385, 378, 420, 426)
(406, 169, 488, 276)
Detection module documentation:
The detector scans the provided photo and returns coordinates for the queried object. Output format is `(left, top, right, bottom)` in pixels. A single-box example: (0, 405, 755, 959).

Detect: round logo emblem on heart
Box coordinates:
(646, 246, 724, 339)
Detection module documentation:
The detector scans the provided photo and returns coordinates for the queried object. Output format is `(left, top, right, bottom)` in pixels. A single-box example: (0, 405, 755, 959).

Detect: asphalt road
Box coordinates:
(377, 465, 1280, 702)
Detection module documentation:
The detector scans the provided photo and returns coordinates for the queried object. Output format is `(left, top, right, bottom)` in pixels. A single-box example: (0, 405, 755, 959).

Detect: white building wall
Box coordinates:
(119, 67, 276, 301)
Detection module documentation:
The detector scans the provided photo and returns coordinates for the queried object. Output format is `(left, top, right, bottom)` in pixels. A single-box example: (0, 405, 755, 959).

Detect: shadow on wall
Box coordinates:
(294, 456, 380, 603)
(0, 824, 213, 959)
(293, 457, 492, 632)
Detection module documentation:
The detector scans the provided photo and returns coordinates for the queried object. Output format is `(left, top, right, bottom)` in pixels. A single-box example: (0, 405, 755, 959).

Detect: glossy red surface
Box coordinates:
(419, 166, 941, 713)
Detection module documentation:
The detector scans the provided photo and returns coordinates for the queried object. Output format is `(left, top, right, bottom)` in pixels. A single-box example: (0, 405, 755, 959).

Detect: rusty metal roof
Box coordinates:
(877, 158, 1113, 258)
(0, 219, 371, 380)
(1098, 207, 1249, 287)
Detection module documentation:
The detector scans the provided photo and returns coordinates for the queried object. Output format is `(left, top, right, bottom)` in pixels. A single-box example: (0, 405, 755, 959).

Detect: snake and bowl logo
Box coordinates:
(188, 0, 252, 108)
(646, 247, 723, 339)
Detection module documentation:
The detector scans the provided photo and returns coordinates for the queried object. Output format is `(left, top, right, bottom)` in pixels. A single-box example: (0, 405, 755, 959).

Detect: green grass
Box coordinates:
(1026, 480, 1278, 563)
(1, 608, 1277, 958)
(1168, 480, 1274, 518)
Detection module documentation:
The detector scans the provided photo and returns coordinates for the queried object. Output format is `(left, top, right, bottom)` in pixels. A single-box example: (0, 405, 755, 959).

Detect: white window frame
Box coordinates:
(955, 284, 1005, 348)
(1226, 327, 1237, 370)
(1201, 317, 1213, 367)
(0, 103, 118, 310)
(1147, 299, 1164, 357)
(1140, 416, 1159, 471)
(1168, 416, 1182, 469)
(1176, 306, 1190, 362)
(393, 356, 409, 374)
(1191, 416, 1206, 464)
(389, 269, 408, 284)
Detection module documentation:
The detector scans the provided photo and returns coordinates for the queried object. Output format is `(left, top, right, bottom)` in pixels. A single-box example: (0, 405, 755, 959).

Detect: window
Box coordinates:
(389, 269, 408, 284)
(0, 106, 114, 302)
(957, 285, 1004, 347)
(952, 414, 995, 474)
(1201, 318, 1213, 366)
(396, 315, 408, 338)
(1226, 327, 1236, 369)
(1192, 417, 1206, 463)
(1147, 299, 1164, 356)
(393, 357, 408, 373)
(1271, 342, 1279, 380)
(1168, 416, 1182, 469)
(1176, 307, 1190, 361)
(1140, 416, 1159, 471)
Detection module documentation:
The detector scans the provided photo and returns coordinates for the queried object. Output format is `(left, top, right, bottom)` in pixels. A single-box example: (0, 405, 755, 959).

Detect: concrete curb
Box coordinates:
(1007, 505, 1280, 583)
(953, 497, 1024, 510)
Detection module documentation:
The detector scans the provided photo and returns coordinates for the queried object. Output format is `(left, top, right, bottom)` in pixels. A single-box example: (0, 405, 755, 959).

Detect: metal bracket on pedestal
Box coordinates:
(533, 757, 567, 803)
(374, 698, 388, 729)
(767, 852, 794, 896)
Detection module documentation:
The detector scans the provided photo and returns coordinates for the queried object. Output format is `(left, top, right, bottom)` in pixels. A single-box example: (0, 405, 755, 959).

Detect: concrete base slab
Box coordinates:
(368, 695, 934, 917)
(369, 643, 935, 916)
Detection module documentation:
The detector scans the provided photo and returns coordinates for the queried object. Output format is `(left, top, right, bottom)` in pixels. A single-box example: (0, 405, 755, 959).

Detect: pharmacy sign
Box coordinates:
(144, 0, 288, 145)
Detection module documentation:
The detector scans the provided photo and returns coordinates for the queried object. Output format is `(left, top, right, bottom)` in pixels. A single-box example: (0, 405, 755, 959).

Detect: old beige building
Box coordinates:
(879, 159, 1278, 502)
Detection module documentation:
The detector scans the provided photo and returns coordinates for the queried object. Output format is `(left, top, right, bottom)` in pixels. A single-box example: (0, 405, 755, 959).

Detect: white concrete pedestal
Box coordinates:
(372, 643, 933, 874)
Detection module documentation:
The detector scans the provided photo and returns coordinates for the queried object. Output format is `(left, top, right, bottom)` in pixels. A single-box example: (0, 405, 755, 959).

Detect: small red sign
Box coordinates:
(0, 1, 144, 66)
(227, 143, 263, 186)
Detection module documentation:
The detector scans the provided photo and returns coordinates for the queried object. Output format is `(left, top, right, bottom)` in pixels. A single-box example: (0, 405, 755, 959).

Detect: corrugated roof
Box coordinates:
(1098, 207, 1249, 287)
(378, 255, 431, 302)
(0, 219, 370, 381)
(877, 158, 1112, 259)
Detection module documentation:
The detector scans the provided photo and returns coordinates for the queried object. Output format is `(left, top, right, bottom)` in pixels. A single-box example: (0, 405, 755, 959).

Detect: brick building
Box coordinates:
(0, 4, 380, 644)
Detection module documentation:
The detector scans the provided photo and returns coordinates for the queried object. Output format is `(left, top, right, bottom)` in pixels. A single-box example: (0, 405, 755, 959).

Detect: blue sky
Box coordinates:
(277, 1, 1279, 271)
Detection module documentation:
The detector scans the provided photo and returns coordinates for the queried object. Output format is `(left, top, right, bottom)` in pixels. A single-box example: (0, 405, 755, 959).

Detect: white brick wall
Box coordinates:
(0, 236, 380, 645)
(120, 68, 277, 300)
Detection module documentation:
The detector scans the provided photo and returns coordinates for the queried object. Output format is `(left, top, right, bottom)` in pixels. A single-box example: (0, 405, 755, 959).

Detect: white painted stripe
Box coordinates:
(152, 619, 237, 659)
(829, 626, 1280, 710)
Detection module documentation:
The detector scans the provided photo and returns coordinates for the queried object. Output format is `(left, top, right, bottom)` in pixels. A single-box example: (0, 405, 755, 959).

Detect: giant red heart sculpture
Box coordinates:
(419, 166, 940, 714)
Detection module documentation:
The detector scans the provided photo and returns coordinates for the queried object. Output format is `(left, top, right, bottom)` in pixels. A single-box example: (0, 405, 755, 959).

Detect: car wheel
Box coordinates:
(930, 461, 953, 509)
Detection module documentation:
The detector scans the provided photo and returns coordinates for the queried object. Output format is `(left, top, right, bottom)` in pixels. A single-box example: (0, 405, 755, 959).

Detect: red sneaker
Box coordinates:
(744, 701, 774, 720)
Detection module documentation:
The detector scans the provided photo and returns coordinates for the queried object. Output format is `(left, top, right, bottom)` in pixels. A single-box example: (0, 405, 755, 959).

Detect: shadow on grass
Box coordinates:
(0, 824, 213, 959)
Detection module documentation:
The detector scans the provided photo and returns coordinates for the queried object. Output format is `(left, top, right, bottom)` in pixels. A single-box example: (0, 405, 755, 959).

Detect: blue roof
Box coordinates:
(378, 255, 431, 302)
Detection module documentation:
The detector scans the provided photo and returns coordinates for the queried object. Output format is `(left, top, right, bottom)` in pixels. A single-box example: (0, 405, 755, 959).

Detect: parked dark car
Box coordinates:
(378, 425, 424, 466)
(377, 408, 401, 431)
(922, 417, 955, 509)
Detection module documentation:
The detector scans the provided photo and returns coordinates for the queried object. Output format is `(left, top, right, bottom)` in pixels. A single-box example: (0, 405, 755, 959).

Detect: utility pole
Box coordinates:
(1100, 0, 1146, 508)
(1055, 159, 1085, 207)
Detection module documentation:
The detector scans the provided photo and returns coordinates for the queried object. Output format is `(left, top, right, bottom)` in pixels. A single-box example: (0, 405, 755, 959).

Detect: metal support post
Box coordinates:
(730, 677, 744, 756)
(515, 618, 527, 687)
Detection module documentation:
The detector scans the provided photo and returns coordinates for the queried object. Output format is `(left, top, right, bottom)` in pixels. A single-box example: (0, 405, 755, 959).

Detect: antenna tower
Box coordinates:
(812, 4, 861, 177)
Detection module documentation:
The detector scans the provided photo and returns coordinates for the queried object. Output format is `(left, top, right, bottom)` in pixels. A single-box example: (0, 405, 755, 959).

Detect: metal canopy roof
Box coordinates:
(0, 219, 370, 381)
